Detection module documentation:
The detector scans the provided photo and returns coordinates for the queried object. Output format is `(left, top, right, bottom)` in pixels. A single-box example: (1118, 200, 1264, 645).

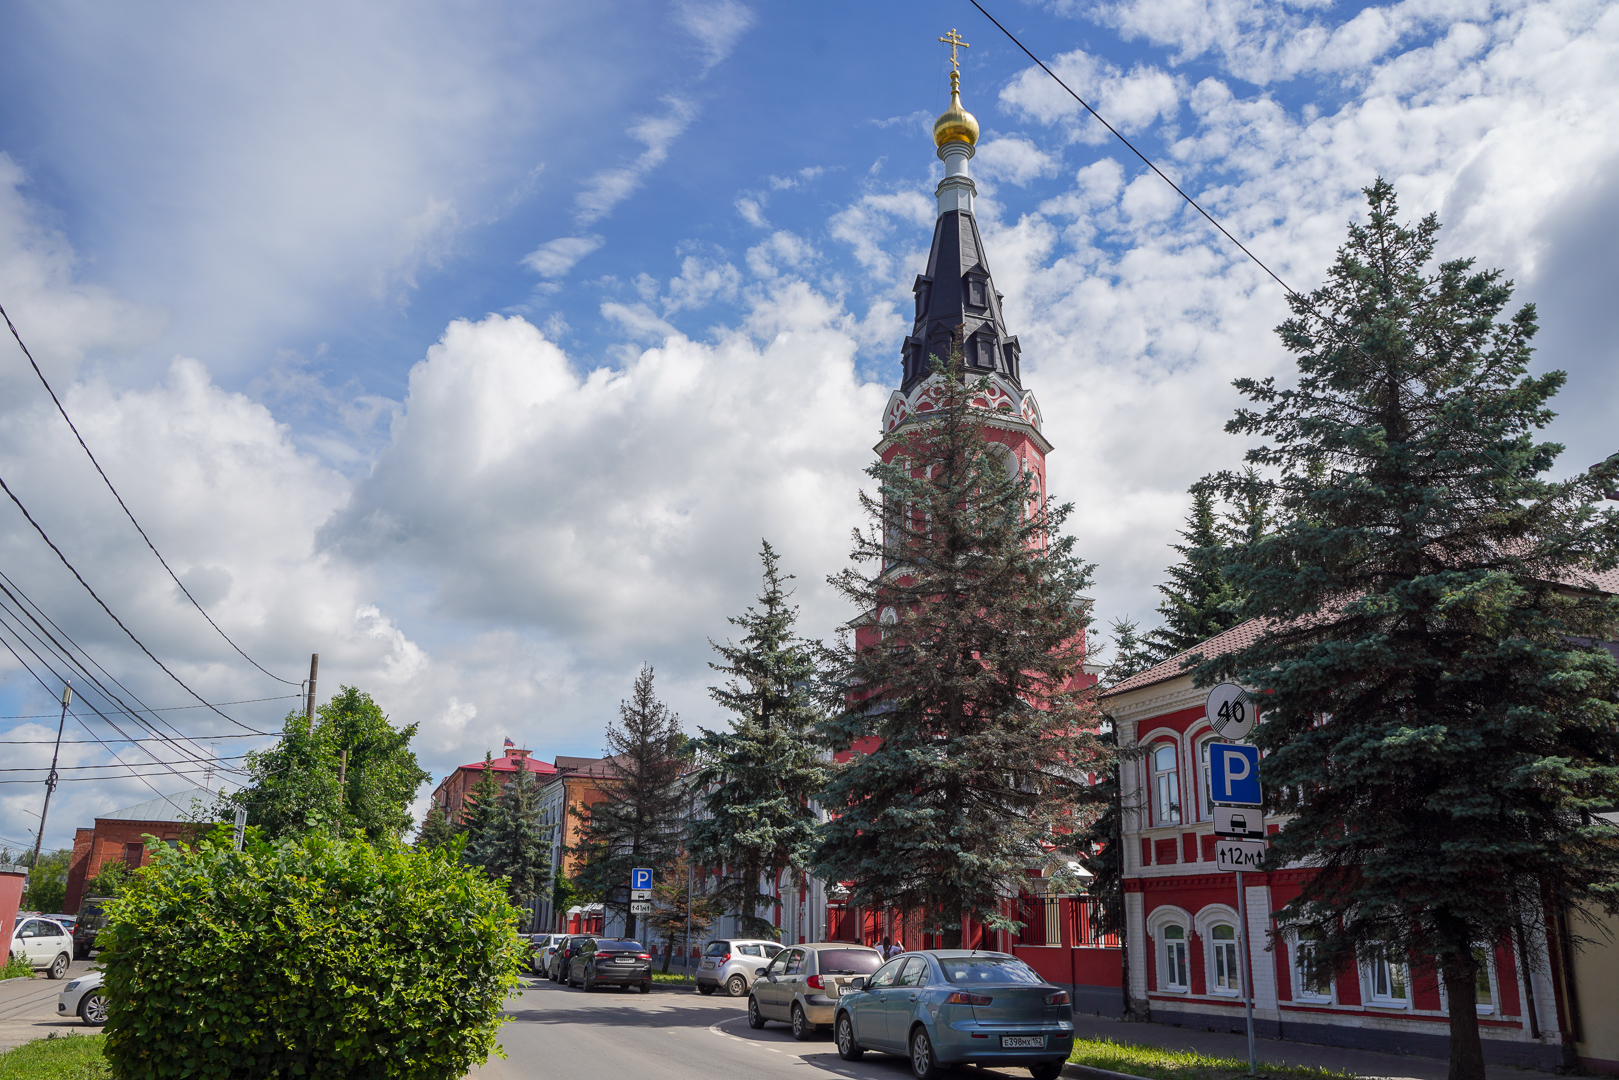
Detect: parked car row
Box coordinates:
(535, 934, 654, 992)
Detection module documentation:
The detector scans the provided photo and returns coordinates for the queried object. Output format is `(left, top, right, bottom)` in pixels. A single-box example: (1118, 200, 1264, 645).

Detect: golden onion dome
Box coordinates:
(933, 81, 979, 149)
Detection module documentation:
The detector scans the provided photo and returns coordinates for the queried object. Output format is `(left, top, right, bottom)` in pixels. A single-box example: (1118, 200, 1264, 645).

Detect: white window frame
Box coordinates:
(1436, 946, 1500, 1016)
(1151, 742, 1181, 826)
(1364, 945, 1411, 1008)
(1290, 930, 1334, 1003)
(1208, 922, 1241, 996)
(1195, 734, 1217, 822)
(1161, 924, 1190, 992)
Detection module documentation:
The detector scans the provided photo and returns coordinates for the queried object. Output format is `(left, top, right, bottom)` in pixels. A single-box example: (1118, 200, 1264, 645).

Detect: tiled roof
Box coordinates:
(552, 754, 627, 779)
(98, 787, 217, 824)
(1102, 563, 1619, 700)
(1101, 619, 1268, 699)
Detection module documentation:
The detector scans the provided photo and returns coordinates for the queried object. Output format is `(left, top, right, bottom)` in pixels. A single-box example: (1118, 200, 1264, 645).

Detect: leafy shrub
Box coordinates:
(0, 954, 32, 980)
(99, 833, 525, 1080)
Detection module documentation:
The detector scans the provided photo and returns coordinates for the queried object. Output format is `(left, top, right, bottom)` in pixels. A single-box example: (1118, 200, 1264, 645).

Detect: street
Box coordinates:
(472, 975, 1045, 1080)
(0, 959, 100, 1051)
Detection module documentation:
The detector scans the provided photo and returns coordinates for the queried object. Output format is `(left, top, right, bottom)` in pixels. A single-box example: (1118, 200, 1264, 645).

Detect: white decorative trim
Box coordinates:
(877, 374, 1049, 450)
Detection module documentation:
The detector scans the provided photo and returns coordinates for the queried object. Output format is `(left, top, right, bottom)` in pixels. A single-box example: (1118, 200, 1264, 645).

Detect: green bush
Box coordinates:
(0, 954, 32, 980)
(99, 833, 525, 1080)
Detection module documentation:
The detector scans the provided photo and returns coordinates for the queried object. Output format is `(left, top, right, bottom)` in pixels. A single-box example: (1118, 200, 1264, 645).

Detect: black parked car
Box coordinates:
(567, 938, 652, 993)
(72, 898, 113, 960)
(548, 935, 591, 983)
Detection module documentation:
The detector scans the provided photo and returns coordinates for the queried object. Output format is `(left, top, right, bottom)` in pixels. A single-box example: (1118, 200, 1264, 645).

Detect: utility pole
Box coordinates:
(306, 653, 320, 732)
(29, 684, 71, 872)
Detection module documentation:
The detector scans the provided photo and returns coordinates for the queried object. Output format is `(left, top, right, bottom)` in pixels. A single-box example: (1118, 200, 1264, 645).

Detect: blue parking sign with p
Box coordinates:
(1210, 744, 1262, 807)
(631, 868, 653, 890)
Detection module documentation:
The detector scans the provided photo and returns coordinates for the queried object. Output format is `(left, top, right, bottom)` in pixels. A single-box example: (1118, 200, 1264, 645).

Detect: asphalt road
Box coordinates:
(0, 958, 101, 1051)
(471, 976, 1046, 1080)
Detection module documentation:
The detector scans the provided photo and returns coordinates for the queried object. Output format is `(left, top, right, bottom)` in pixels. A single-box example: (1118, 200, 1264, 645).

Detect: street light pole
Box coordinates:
(29, 684, 71, 872)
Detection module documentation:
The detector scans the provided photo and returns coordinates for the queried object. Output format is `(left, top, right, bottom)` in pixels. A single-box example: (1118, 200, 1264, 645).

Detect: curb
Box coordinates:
(1065, 1064, 1156, 1080)
(0, 977, 34, 987)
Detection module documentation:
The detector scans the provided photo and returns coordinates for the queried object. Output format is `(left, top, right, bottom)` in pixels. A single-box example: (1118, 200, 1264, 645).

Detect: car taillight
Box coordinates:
(637, 953, 651, 960)
(1044, 991, 1070, 1005)
(717, 953, 730, 963)
(596, 952, 616, 961)
(806, 975, 824, 990)
(944, 992, 993, 1005)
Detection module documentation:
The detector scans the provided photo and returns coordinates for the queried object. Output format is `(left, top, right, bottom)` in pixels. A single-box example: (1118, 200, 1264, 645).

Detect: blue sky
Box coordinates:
(1, 0, 1616, 850)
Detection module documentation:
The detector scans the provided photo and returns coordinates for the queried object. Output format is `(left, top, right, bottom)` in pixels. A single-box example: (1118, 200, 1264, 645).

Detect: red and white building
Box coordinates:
(1102, 619, 1592, 1071)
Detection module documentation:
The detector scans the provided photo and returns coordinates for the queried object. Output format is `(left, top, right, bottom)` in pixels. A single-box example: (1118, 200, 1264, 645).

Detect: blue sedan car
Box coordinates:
(833, 950, 1073, 1079)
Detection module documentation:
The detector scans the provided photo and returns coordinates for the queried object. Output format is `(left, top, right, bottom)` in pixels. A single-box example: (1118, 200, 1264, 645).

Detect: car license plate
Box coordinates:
(701, 960, 714, 969)
(837, 984, 854, 995)
(1001, 1036, 1044, 1049)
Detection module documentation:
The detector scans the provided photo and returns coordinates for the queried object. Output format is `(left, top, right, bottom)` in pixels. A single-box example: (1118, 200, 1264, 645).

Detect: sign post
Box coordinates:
(1207, 685, 1262, 1078)
(233, 807, 247, 852)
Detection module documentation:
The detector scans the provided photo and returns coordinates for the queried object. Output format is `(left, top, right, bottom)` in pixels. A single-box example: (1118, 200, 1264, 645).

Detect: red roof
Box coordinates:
(460, 752, 557, 775)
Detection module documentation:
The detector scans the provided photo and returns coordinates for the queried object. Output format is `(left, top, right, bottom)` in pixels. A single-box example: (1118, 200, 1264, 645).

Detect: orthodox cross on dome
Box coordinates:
(938, 28, 970, 92)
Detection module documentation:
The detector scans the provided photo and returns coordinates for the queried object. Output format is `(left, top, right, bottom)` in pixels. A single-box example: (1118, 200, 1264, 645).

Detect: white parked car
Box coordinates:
(58, 970, 107, 1025)
(696, 938, 784, 997)
(529, 933, 561, 974)
(9, 917, 73, 979)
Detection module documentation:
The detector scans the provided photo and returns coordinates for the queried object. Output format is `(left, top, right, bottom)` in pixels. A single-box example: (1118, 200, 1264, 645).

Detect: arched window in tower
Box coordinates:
(879, 606, 898, 641)
(965, 275, 987, 308)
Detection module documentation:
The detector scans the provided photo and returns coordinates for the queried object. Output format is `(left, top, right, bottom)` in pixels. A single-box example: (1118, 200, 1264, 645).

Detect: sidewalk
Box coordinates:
(1069, 1014, 1565, 1080)
(0, 962, 100, 1052)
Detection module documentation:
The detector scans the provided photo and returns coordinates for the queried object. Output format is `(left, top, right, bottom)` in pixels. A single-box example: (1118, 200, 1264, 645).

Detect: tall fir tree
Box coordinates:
(414, 801, 456, 851)
(1204, 180, 1619, 1080)
(570, 665, 687, 940)
(458, 752, 503, 847)
(1101, 618, 1159, 684)
(689, 542, 828, 938)
(1142, 480, 1268, 661)
(816, 357, 1112, 947)
(467, 765, 550, 930)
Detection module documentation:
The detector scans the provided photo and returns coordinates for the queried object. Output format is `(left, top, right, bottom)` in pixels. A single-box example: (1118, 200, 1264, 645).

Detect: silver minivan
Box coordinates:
(695, 938, 783, 996)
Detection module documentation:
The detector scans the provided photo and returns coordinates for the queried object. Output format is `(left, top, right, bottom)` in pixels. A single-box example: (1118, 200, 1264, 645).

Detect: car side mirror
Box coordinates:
(754, 967, 766, 977)
(849, 977, 866, 990)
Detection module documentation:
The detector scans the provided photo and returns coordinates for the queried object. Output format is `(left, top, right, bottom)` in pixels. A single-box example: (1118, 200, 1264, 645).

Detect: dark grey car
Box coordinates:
(567, 938, 653, 993)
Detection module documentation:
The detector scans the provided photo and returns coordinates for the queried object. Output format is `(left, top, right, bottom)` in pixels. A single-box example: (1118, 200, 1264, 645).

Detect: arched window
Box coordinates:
(1161, 925, 1189, 991)
(1197, 737, 1216, 821)
(1152, 743, 1181, 825)
(1210, 924, 1240, 994)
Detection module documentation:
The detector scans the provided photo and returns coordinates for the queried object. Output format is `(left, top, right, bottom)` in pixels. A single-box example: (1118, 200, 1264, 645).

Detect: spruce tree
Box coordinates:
(816, 357, 1111, 946)
(689, 542, 828, 938)
(458, 752, 502, 845)
(469, 766, 550, 929)
(414, 802, 456, 851)
(570, 665, 687, 940)
(1142, 480, 1266, 661)
(1205, 180, 1619, 1080)
(1102, 618, 1159, 683)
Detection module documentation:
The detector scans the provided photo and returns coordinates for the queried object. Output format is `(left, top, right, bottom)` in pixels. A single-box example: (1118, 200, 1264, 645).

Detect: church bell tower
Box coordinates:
(878, 30, 1051, 504)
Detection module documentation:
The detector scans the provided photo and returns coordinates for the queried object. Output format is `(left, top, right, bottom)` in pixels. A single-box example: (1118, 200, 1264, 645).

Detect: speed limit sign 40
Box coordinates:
(1205, 683, 1257, 741)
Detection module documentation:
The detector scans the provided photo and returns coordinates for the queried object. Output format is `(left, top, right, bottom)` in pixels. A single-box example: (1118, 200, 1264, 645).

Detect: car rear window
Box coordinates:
(816, 949, 883, 975)
(941, 957, 1044, 984)
(597, 940, 643, 950)
(704, 941, 730, 956)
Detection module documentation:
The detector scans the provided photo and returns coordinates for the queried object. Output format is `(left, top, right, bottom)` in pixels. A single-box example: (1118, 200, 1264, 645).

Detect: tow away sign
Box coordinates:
(1213, 839, 1267, 872)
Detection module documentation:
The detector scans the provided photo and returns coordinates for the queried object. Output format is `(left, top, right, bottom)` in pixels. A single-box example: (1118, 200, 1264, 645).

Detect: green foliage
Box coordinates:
(552, 872, 585, 917)
(23, 848, 72, 912)
(413, 801, 456, 851)
(1139, 479, 1269, 663)
(221, 687, 430, 842)
(569, 666, 687, 939)
(85, 859, 135, 900)
(1204, 180, 1619, 1078)
(0, 954, 32, 980)
(98, 832, 526, 1080)
(0, 1033, 110, 1080)
(646, 850, 715, 972)
(689, 542, 828, 938)
(456, 754, 502, 837)
(1101, 618, 1159, 684)
(816, 358, 1112, 944)
(464, 765, 550, 926)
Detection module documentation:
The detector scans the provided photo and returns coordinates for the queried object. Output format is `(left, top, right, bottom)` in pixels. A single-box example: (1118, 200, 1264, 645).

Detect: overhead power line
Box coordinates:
(0, 475, 270, 734)
(0, 753, 249, 773)
(0, 694, 299, 722)
(967, 0, 1297, 297)
(0, 300, 300, 687)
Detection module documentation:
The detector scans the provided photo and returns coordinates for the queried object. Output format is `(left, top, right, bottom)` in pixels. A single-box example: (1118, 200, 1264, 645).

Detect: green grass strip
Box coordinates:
(0, 1033, 110, 1080)
(1070, 1036, 1359, 1080)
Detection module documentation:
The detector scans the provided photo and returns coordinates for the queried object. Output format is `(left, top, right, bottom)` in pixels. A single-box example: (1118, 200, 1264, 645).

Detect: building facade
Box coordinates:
(1101, 618, 1607, 1071)
(429, 743, 557, 823)
(62, 787, 213, 913)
